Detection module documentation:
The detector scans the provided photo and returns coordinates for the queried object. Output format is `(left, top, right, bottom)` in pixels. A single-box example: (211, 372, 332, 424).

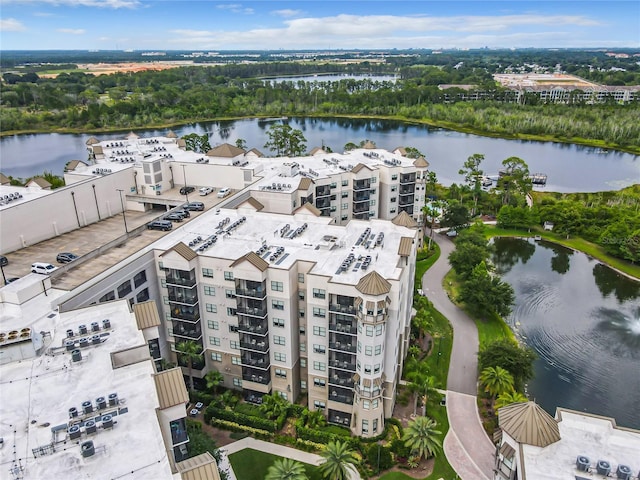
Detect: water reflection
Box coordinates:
(550, 248, 573, 275)
(594, 306, 640, 354)
(491, 237, 535, 274)
(593, 262, 640, 302)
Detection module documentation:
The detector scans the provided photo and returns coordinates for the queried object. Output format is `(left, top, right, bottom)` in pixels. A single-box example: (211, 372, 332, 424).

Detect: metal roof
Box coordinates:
(498, 401, 561, 447)
(132, 301, 161, 330)
(206, 143, 245, 158)
(153, 367, 189, 410)
(230, 251, 269, 272)
(177, 452, 221, 480)
(161, 242, 198, 261)
(356, 270, 392, 296)
(391, 211, 418, 228)
(397, 236, 414, 257)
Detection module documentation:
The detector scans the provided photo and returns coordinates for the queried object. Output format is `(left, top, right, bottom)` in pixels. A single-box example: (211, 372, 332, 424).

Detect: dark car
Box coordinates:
(0, 255, 7, 267)
(173, 208, 190, 218)
(184, 202, 204, 212)
(179, 186, 195, 195)
(5, 277, 20, 284)
(147, 220, 173, 231)
(57, 252, 79, 263)
(165, 213, 184, 222)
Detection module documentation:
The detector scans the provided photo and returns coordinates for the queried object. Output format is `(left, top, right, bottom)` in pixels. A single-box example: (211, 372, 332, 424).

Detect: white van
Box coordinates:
(31, 262, 58, 275)
(217, 187, 231, 198)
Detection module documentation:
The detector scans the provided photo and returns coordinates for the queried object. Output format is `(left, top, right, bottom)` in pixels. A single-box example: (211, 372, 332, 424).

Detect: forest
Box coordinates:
(1, 62, 639, 152)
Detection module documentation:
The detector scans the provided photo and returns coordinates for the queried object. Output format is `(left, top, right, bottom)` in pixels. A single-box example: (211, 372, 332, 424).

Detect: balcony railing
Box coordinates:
(399, 195, 415, 206)
(241, 356, 270, 369)
(316, 187, 331, 197)
(329, 374, 354, 388)
(173, 328, 202, 341)
(316, 198, 331, 209)
(236, 306, 268, 318)
(238, 321, 268, 335)
(353, 193, 370, 202)
(166, 275, 196, 287)
(329, 304, 356, 315)
(329, 359, 356, 371)
(235, 288, 266, 299)
(399, 175, 416, 185)
(329, 323, 357, 335)
(353, 182, 371, 191)
(329, 392, 353, 405)
(353, 212, 369, 220)
(170, 308, 200, 322)
(328, 414, 351, 427)
(242, 373, 271, 385)
(353, 203, 369, 213)
(168, 293, 198, 305)
(329, 341, 356, 353)
(240, 340, 269, 352)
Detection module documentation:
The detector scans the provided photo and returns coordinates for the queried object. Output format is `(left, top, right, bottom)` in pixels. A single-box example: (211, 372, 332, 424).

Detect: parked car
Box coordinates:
(199, 187, 213, 196)
(184, 202, 204, 211)
(173, 208, 190, 218)
(217, 187, 231, 198)
(56, 252, 78, 264)
(179, 186, 195, 195)
(5, 277, 20, 284)
(164, 213, 184, 222)
(0, 255, 7, 267)
(147, 220, 173, 231)
(31, 262, 58, 275)
(446, 229, 458, 237)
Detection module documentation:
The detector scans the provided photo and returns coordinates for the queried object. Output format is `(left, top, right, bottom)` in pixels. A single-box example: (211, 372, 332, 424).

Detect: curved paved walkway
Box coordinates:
(421, 231, 495, 479)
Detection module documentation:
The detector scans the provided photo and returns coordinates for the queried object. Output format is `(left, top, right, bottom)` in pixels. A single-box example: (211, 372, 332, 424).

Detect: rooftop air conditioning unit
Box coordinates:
(576, 456, 590, 472)
(616, 465, 632, 480)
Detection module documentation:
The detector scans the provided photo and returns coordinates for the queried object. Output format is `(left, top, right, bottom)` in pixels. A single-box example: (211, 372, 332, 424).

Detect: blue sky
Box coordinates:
(1, 1, 638, 51)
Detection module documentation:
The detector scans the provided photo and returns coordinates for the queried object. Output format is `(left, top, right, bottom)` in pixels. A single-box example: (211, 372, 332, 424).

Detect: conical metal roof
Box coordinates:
(356, 271, 392, 296)
(498, 401, 560, 447)
(391, 210, 418, 228)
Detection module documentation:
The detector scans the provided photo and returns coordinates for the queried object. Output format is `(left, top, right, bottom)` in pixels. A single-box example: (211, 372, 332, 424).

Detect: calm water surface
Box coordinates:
(1, 117, 638, 192)
(492, 237, 640, 429)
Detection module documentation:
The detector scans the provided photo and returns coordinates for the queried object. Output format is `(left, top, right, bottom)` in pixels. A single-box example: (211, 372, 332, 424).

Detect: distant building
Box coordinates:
(543, 221, 554, 231)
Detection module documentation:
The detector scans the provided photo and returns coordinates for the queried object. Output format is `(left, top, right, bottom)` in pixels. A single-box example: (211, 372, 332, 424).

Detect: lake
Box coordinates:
(492, 237, 640, 429)
(1, 117, 638, 192)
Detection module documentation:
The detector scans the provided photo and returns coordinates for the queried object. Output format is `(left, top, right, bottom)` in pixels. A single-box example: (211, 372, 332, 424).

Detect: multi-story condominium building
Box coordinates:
(152, 207, 419, 437)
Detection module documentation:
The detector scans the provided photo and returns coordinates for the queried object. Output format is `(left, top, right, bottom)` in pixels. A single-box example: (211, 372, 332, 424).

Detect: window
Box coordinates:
(225, 289, 235, 298)
(202, 268, 213, 278)
(313, 326, 326, 337)
(273, 318, 285, 327)
(357, 360, 361, 371)
(206, 303, 217, 313)
(313, 307, 326, 318)
(390, 197, 397, 203)
(133, 270, 147, 288)
(229, 325, 238, 333)
(275, 368, 287, 378)
(207, 320, 219, 330)
(233, 378, 242, 387)
(372, 399, 379, 408)
(230, 340, 240, 349)
(231, 356, 241, 365)
(300, 343, 306, 352)
(313, 344, 326, 354)
(224, 271, 234, 281)
(117, 280, 132, 298)
(341, 179, 349, 186)
(209, 337, 221, 346)
(299, 326, 306, 335)
(363, 400, 370, 409)
(161, 279, 166, 288)
(342, 203, 348, 210)
(375, 345, 382, 355)
(376, 324, 383, 336)
(227, 307, 237, 316)
(365, 346, 373, 356)
(313, 361, 326, 371)
(373, 419, 378, 433)
(330, 182, 337, 188)
(274, 352, 286, 362)
(314, 378, 326, 387)
(371, 177, 377, 183)
(366, 326, 374, 336)
(278, 392, 288, 401)
(136, 289, 149, 302)
(312, 288, 326, 299)
(298, 291, 305, 300)
(211, 352, 222, 361)
(273, 335, 286, 346)
(391, 174, 398, 181)
(272, 300, 285, 310)
(314, 400, 326, 409)
(204, 285, 216, 296)
(362, 419, 369, 433)
(370, 199, 376, 206)
(374, 364, 381, 373)
(341, 214, 348, 221)
(301, 380, 307, 390)
(271, 281, 283, 292)
(299, 309, 305, 318)
(357, 341, 362, 353)
(298, 273, 305, 283)
(341, 191, 349, 198)
(364, 365, 372, 374)
(391, 186, 397, 192)
(389, 208, 396, 214)
(357, 322, 363, 333)
(300, 358, 307, 368)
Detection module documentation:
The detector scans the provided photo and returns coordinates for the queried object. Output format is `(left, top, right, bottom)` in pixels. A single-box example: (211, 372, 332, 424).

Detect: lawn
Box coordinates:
(415, 243, 441, 290)
(421, 306, 453, 390)
(229, 448, 323, 480)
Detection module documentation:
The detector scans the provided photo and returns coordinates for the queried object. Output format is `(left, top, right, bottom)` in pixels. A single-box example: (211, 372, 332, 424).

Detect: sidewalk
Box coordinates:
(221, 437, 362, 480)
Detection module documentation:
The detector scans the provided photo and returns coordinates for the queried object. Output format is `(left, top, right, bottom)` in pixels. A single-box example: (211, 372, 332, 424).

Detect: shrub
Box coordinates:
(390, 438, 411, 458)
(205, 405, 277, 432)
(366, 444, 394, 473)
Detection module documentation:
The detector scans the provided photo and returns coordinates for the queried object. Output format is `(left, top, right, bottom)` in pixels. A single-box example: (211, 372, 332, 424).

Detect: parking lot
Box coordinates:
(1, 186, 227, 289)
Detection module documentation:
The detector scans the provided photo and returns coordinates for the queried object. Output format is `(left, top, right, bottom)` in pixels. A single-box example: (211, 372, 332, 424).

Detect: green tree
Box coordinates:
(182, 133, 211, 153)
(406, 366, 438, 416)
(205, 369, 224, 394)
(175, 341, 203, 391)
(264, 123, 307, 156)
(459, 153, 484, 216)
(259, 392, 289, 420)
(343, 142, 358, 151)
(366, 444, 394, 474)
(479, 366, 515, 408)
(495, 391, 528, 410)
(458, 261, 515, 318)
(441, 202, 470, 228)
(497, 156, 531, 205)
(319, 440, 358, 480)
(265, 458, 308, 480)
(403, 416, 442, 461)
(404, 146, 425, 159)
(448, 242, 491, 279)
(235, 138, 247, 150)
(301, 408, 327, 429)
(478, 339, 537, 392)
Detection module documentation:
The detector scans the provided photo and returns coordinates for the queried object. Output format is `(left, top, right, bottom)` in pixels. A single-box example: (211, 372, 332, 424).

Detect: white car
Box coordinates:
(199, 187, 213, 196)
(31, 262, 58, 275)
(217, 187, 231, 198)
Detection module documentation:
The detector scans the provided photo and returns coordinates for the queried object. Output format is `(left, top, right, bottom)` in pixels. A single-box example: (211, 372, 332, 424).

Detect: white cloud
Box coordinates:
(1, 0, 140, 8)
(216, 3, 252, 14)
(272, 9, 302, 18)
(57, 28, 85, 34)
(0, 17, 26, 31)
(33, 11, 54, 16)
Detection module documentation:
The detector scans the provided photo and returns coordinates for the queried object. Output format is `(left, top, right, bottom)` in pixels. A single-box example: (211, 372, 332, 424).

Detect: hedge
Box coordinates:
(295, 425, 360, 449)
(205, 405, 278, 432)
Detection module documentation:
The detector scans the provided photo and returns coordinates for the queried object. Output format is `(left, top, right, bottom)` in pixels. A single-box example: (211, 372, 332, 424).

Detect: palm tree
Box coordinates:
(301, 408, 327, 428)
(319, 440, 358, 480)
(495, 391, 528, 410)
(175, 340, 203, 391)
(265, 458, 308, 480)
(403, 416, 442, 461)
(412, 309, 432, 343)
(479, 366, 515, 409)
(259, 392, 289, 420)
(205, 369, 224, 394)
(406, 364, 438, 416)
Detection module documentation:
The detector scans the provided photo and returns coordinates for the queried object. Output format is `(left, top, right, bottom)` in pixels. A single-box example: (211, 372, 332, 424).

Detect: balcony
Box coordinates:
(316, 197, 331, 209)
(329, 373, 355, 388)
(169, 307, 200, 322)
(316, 186, 331, 197)
(329, 359, 356, 371)
(177, 353, 205, 371)
(236, 305, 268, 318)
(328, 411, 351, 427)
(353, 181, 371, 191)
(353, 192, 370, 202)
(353, 212, 369, 220)
(329, 391, 353, 405)
(241, 354, 270, 369)
(172, 325, 202, 341)
(170, 418, 188, 446)
(242, 373, 271, 385)
(330, 342, 356, 354)
(329, 303, 356, 315)
(238, 319, 268, 335)
(168, 292, 198, 305)
(235, 288, 266, 299)
(399, 174, 416, 185)
(398, 205, 414, 215)
(329, 323, 357, 335)
(353, 202, 369, 214)
(239, 338, 269, 352)
(166, 273, 196, 288)
(399, 195, 415, 206)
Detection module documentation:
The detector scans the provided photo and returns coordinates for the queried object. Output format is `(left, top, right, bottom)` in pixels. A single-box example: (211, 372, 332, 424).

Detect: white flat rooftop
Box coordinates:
(0, 185, 52, 210)
(0, 299, 174, 480)
(153, 207, 415, 285)
(522, 409, 640, 480)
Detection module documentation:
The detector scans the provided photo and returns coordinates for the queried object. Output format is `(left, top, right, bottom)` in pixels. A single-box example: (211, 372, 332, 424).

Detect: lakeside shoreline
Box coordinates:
(2, 113, 639, 156)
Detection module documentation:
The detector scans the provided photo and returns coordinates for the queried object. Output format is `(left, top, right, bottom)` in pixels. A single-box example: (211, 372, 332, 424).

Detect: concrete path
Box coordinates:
(421, 231, 495, 479)
(222, 437, 362, 480)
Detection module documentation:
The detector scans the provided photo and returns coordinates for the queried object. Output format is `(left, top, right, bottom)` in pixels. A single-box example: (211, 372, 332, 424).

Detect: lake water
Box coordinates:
(1, 117, 638, 192)
(492, 237, 640, 429)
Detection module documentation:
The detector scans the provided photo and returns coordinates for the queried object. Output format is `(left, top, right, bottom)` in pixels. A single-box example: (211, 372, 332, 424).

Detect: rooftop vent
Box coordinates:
(108, 393, 118, 407)
(597, 460, 611, 476)
(85, 420, 97, 434)
(82, 401, 93, 414)
(576, 455, 590, 472)
(81, 441, 95, 458)
(617, 465, 632, 480)
(68, 425, 81, 440)
(102, 415, 114, 429)
(71, 349, 82, 362)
